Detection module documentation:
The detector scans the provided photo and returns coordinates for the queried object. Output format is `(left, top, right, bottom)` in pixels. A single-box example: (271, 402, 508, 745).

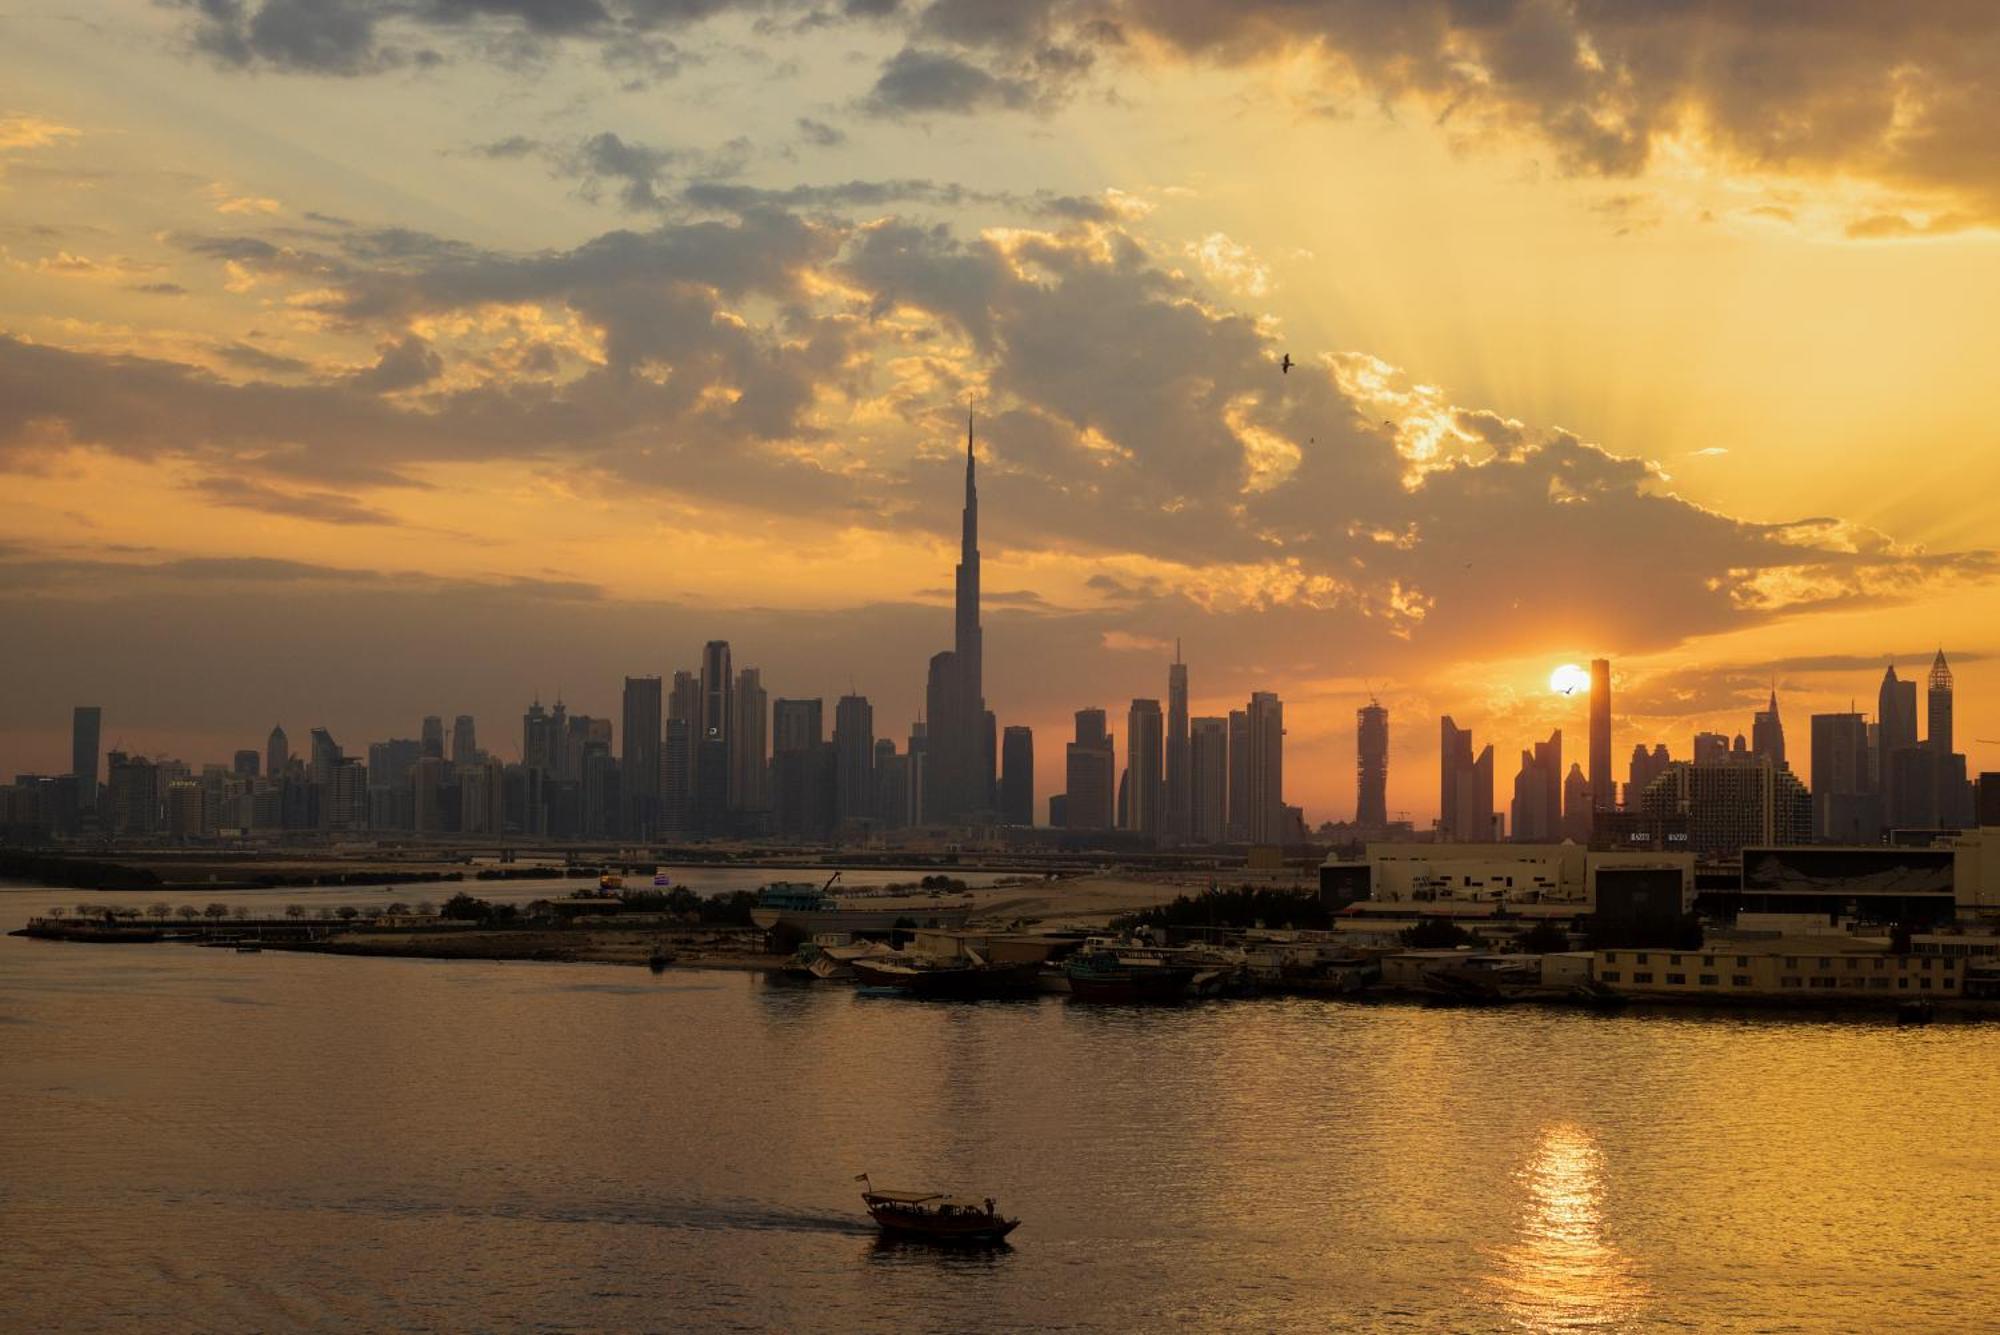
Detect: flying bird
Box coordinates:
(1279, 353, 1293, 374)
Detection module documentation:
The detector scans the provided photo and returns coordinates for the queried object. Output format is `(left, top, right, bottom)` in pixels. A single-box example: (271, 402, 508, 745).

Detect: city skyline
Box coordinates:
(6, 4, 2000, 822)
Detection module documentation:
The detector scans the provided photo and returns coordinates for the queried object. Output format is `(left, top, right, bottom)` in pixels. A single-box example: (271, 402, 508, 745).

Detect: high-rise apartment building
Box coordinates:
(833, 694, 875, 827)
(621, 675, 662, 839)
(1588, 658, 1613, 812)
(1063, 708, 1116, 831)
(1245, 692, 1284, 845)
(1928, 650, 1954, 754)
(1189, 716, 1228, 844)
(1226, 709, 1249, 842)
(1356, 699, 1388, 828)
(1809, 711, 1875, 842)
(1000, 725, 1034, 826)
(451, 715, 477, 765)
(420, 715, 445, 760)
(1164, 647, 1189, 842)
(266, 725, 289, 780)
(1124, 699, 1164, 838)
(71, 706, 101, 808)
(1511, 731, 1562, 843)
(1439, 716, 1496, 841)
(730, 667, 768, 814)
(1638, 760, 1811, 859)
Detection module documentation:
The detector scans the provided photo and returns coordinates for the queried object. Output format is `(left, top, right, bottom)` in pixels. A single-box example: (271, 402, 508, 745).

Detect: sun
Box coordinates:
(1550, 663, 1589, 696)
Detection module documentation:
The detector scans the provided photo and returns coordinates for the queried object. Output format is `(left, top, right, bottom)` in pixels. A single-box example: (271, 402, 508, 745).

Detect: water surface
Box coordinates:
(3, 883, 1994, 1332)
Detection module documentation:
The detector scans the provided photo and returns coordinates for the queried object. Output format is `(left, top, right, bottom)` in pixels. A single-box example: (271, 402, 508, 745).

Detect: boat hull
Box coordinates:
(1064, 966, 1197, 1004)
(868, 1210, 1020, 1245)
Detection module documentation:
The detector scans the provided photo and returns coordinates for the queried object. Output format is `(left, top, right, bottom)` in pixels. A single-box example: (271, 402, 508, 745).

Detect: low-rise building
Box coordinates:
(1594, 935, 1962, 999)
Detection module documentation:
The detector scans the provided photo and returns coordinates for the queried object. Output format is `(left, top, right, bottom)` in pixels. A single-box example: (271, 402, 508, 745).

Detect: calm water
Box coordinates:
(3, 882, 1996, 1333)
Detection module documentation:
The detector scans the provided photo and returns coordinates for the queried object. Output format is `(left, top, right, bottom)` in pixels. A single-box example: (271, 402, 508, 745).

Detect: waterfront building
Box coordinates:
(1190, 716, 1229, 844)
(1000, 725, 1034, 826)
(71, 706, 100, 810)
(1245, 691, 1284, 845)
(834, 693, 875, 828)
(1595, 938, 1962, 1000)
(1439, 716, 1497, 842)
(622, 675, 662, 840)
(1362, 842, 1692, 911)
(1588, 659, 1613, 813)
(1356, 699, 1388, 829)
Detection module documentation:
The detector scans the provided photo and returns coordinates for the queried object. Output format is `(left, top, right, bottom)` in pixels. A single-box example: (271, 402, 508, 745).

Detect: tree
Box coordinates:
(1401, 917, 1474, 949)
(48, 906, 66, 920)
(415, 899, 435, 916)
(384, 902, 410, 916)
(148, 902, 172, 921)
(177, 905, 200, 921)
(335, 906, 359, 922)
(203, 902, 229, 921)
(1517, 920, 1571, 954)
(285, 904, 305, 920)
(232, 904, 250, 920)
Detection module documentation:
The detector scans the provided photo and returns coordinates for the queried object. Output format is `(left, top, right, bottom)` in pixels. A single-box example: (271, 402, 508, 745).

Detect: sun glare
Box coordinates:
(1550, 663, 1589, 696)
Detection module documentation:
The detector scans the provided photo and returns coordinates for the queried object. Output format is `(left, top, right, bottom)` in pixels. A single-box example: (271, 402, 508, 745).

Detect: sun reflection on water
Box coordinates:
(1485, 1122, 1650, 1331)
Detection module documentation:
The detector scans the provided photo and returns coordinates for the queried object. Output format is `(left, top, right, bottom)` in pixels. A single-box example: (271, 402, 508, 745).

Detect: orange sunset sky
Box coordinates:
(4, 1, 1999, 824)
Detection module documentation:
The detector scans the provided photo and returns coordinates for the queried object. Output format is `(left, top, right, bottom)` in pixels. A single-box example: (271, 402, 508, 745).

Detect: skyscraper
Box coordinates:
(1809, 711, 1874, 841)
(1245, 691, 1284, 845)
(266, 724, 288, 780)
(1511, 731, 1563, 843)
(1000, 725, 1034, 826)
(697, 641, 733, 834)
(833, 693, 875, 827)
(1064, 708, 1116, 831)
(1356, 698, 1388, 828)
(621, 676, 662, 839)
(1751, 688, 1785, 768)
(1226, 708, 1249, 842)
(1588, 658, 1613, 811)
(924, 411, 988, 825)
(522, 699, 554, 772)
(1124, 699, 1164, 838)
(1878, 663, 1918, 826)
(1164, 644, 1189, 842)
(1928, 650, 1954, 754)
(1562, 763, 1593, 842)
(71, 706, 101, 808)
(771, 697, 826, 837)
(1626, 743, 1670, 808)
(730, 667, 768, 815)
(1189, 716, 1228, 844)
(451, 714, 477, 765)
(1438, 716, 1496, 842)
(420, 715, 445, 760)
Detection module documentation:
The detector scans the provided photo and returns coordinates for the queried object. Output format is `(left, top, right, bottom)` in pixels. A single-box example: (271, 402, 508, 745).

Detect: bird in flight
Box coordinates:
(1279, 353, 1294, 374)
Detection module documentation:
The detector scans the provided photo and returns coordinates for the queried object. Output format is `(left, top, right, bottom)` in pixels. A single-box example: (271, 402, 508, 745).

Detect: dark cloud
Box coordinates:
(188, 475, 401, 525)
(216, 341, 312, 375)
(127, 282, 190, 296)
(795, 117, 847, 148)
(864, 47, 1034, 115)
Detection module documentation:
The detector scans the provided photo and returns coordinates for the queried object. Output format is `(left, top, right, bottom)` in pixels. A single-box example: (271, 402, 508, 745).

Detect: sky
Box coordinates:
(4, 0, 2000, 826)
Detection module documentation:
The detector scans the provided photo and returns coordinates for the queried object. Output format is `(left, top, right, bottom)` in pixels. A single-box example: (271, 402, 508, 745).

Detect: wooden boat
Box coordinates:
(849, 954, 1040, 1000)
(1063, 947, 1198, 1003)
(858, 1176, 1019, 1245)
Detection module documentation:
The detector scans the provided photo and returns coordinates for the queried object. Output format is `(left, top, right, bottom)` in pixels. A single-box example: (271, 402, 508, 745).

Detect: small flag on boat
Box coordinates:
(853, 1173, 870, 1182)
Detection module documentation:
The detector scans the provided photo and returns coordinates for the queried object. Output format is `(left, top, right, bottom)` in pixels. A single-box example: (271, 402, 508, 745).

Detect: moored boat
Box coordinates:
(1063, 944, 1199, 1003)
(749, 876, 973, 935)
(857, 1175, 1019, 1245)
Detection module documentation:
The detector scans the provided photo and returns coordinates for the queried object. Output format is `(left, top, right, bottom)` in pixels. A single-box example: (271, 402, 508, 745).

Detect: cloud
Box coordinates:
(864, 47, 1035, 116)
(795, 117, 846, 148)
(187, 475, 400, 525)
